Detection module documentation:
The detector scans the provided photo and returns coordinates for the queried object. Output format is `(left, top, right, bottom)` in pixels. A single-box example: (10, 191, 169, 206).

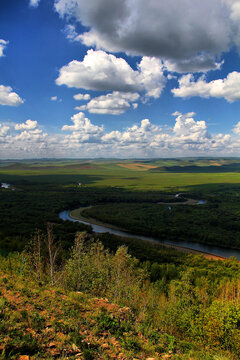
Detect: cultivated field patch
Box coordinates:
(117, 163, 158, 171)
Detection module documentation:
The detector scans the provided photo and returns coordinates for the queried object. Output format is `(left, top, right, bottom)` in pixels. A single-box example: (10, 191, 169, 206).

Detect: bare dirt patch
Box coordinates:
(118, 163, 158, 171)
(209, 161, 222, 166)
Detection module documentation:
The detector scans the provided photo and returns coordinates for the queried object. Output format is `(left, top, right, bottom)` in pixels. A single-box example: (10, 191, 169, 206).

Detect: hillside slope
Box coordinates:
(0, 271, 168, 360)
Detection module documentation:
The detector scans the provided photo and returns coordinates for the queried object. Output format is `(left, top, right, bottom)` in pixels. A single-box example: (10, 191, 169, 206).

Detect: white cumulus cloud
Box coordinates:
(14, 128, 46, 142)
(0, 85, 24, 106)
(60, 111, 232, 157)
(0, 124, 10, 139)
(56, 49, 140, 92)
(172, 111, 211, 147)
(29, 0, 41, 7)
(172, 72, 240, 102)
(56, 50, 166, 99)
(233, 121, 240, 135)
(80, 92, 140, 115)
(0, 120, 48, 158)
(0, 39, 8, 57)
(62, 112, 104, 143)
(138, 57, 166, 98)
(15, 119, 38, 131)
(50, 96, 62, 102)
(73, 93, 91, 101)
(1, 112, 239, 158)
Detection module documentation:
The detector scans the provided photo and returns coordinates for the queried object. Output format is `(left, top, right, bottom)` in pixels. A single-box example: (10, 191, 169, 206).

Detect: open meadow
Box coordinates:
(1, 158, 240, 190)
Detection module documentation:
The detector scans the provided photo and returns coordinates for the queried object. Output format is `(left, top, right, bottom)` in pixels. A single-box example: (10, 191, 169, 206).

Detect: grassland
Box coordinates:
(1, 158, 240, 190)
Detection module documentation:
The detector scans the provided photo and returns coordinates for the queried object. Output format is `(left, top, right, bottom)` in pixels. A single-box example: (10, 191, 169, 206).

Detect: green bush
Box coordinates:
(64, 232, 148, 309)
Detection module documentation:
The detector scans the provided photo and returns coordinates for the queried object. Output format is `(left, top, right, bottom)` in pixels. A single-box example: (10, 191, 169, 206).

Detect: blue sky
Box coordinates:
(1, 0, 240, 158)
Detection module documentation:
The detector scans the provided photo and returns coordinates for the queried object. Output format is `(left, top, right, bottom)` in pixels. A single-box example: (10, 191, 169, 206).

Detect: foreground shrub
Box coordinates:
(64, 232, 148, 310)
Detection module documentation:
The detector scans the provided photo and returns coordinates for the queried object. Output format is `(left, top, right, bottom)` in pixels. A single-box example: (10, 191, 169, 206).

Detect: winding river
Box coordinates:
(59, 208, 240, 260)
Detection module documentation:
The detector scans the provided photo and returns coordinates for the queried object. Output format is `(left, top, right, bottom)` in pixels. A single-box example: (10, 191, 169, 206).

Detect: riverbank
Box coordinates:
(157, 193, 207, 206)
(70, 207, 129, 232)
(68, 208, 226, 261)
(158, 198, 206, 205)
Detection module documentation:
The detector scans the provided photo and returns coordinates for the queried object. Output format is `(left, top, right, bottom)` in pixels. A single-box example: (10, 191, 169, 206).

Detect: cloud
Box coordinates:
(74, 105, 87, 111)
(56, 50, 166, 99)
(172, 111, 210, 145)
(1, 112, 238, 158)
(0, 119, 48, 158)
(0, 85, 24, 106)
(79, 91, 139, 115)
(172, 72, 240, 102)
(59, 111, 232, 157)
(102, 118, 160, 146)
(0, 124, 10, 139)
(233, 122, 240, 135)
(63, 24, 78, 41)
(137, 57, 166, 98)
(230, 0, 240, 49)
(56, 49, 140, 92)
(50, 96, 62, 102)
(15, 119, 38, 131)
(163, 55, 223, 74)
(73, 93, 91, 101)
(29, 0, 41, 7)
(54, 0, 240, 71)
(168, 112, 232, 154)
(14, 120, 47, 145)
(62, 112, 104, 143)
(0, 39, 8, 57)
(14, 128, 46, 142)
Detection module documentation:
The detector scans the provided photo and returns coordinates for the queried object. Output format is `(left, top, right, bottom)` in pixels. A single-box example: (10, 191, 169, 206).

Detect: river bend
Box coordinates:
(59, 210, 240, 260)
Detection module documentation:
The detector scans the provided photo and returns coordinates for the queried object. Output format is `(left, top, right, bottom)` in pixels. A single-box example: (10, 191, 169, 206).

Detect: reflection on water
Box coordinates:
(59, 210, 240, 260)
(197, 200, 207, 205)
(1, 183, 10, 189)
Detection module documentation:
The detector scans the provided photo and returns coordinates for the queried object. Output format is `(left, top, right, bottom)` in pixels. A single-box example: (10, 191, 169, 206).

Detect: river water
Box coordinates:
(59, 210, 240, 260)
(1, 183, 10, 189)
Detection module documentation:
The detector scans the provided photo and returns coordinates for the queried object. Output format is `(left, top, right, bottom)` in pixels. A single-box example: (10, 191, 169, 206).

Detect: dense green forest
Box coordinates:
(82, 186, 240, 249)
(2, 172, 240, 252)
(0, 178, 182, 253)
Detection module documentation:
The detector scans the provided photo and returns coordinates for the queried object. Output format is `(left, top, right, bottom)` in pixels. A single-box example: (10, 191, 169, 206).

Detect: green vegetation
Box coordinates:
(1, 158, 240, 358)
(1, 232, 240, 359)
(1, 158, 240, 252)
(81, 190, 240, 248)
(1, 158, 240, 190)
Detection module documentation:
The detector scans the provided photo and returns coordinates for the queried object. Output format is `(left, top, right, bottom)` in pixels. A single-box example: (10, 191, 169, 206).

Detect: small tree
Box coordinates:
(64, 232, 110, 295)
(32, 231, 42, 281)
(46, 223, 61, 286)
